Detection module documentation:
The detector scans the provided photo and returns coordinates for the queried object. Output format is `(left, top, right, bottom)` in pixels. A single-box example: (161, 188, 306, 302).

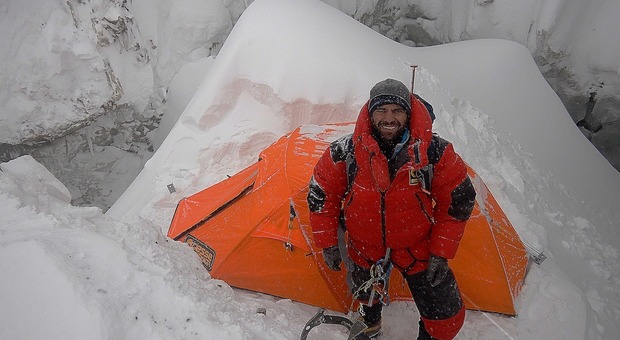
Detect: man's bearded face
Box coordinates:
(371, 104, 408, 141)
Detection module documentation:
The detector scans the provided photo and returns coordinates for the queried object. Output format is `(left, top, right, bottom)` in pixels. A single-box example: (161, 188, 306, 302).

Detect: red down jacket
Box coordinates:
(308, 95, 475, 274)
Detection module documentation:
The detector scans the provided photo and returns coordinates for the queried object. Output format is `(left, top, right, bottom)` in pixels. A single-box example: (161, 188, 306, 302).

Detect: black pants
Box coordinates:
(350, 262, 463, 338)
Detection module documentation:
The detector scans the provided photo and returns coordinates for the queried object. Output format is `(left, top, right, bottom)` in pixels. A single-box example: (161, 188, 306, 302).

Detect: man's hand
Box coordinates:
(426, 254, 449, 287)
(322, 245, 342, 271)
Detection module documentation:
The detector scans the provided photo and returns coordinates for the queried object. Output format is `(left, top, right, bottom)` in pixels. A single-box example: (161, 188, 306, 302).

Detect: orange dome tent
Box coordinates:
(168, 123, 529, 316)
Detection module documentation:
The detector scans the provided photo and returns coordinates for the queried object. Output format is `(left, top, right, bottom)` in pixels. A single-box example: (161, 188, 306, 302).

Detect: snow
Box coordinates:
(0, 0, 115, 144)
(1, 0, 620, 339)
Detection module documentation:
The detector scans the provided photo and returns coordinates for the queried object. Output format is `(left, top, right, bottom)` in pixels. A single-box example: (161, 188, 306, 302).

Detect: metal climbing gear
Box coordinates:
(354, 249, 393, 308)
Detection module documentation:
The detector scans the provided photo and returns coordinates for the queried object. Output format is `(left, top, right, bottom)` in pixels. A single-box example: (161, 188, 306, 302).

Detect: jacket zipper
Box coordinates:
(381, 192, 387, 248)
(368, 148, 388, 249)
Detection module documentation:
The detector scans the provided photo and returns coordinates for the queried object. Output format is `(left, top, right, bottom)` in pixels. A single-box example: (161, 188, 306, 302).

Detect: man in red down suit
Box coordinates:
(307, 79, 476, 339)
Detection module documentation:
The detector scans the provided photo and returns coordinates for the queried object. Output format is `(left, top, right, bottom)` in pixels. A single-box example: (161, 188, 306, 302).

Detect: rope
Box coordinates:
(461, 293, 515, 340)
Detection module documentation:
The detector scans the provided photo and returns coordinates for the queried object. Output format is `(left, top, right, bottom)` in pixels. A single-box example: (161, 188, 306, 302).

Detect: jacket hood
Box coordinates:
(353, 93, 434, 167)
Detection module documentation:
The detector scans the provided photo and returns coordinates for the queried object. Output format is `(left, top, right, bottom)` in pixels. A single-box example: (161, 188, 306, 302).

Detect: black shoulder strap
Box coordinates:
(328, 133, 357, 195)
(418, 134, 449, 192)
(344, 137, 356, 195)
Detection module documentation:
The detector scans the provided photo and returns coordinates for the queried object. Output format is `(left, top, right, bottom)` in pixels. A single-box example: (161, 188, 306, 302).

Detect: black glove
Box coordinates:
(322, 245, 342, 271)
(426, 254, 449, 287)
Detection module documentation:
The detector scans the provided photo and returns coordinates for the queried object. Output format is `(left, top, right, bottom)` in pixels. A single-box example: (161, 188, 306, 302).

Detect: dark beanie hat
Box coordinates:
(368, 79, 411, 114)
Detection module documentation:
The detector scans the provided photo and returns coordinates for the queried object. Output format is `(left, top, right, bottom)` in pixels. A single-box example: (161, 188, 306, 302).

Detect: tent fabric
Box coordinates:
(168, 163, 259, 241)
(168, 123, 529, 316)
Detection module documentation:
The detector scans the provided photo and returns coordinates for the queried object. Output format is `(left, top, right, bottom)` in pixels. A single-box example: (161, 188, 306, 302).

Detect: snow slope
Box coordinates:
(2, 0, 619, 339)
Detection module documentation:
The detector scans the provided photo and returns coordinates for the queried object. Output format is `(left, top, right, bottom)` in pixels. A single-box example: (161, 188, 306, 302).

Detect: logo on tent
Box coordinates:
(186, 234, 216, 271)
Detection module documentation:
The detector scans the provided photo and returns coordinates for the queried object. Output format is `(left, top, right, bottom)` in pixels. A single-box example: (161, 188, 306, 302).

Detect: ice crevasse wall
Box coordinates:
(0, 0, 618, 211)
